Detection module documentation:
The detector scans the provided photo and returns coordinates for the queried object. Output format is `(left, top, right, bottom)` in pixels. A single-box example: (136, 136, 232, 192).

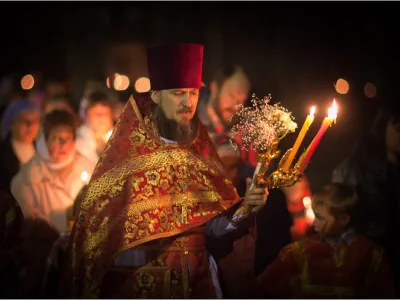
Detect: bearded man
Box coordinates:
(59, 43, 268, 299)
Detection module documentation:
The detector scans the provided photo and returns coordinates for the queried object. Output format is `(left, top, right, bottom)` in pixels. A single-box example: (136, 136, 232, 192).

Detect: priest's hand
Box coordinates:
(244, 177, 269, 213)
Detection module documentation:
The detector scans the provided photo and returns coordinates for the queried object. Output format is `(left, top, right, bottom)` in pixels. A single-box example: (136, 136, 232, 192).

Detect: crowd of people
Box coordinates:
(0, 42, 398, 299)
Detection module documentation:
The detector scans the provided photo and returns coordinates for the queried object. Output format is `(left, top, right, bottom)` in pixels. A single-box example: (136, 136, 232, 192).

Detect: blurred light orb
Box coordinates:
(135, 77, 151, 93)
(114, 75, 130, 91)
(106, 76, 111, 88)
(335, 78, 349, 95)
(21, 74, 35, 90)
(364, 82, 377, 98)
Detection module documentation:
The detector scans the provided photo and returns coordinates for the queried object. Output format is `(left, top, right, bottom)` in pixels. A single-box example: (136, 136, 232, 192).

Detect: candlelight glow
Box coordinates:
(302, 196, 315, 224)
(135, 77, 151, 93)
(303, 196, 311, 207)
(81, 171, 89, 183)
(310, 106, 316, 117)
(328, 100, 338, 119)
(107, 129, 113, 139)
(114, 75, 130, 91)
(106, 76, 111, 88)
(335, 78, 349, 95)
(21, 74, 35, 90)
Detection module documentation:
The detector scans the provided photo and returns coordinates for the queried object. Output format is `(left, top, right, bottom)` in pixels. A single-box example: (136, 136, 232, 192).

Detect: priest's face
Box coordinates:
(152, 88, 199, 125)
(152, 88, 200, 143)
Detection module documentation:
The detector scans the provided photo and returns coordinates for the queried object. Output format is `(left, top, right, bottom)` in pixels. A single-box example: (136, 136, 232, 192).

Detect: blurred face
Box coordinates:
(385, 118, 400, 154)
(87, 104, 113, 136)
(153, 88, 199, 125)
(312, 202, 349, 238)
(11, 110, 40, 143)
(44, 100, 73, 114)
(213, 72, 250, 123)
(46, 125, 75, 163)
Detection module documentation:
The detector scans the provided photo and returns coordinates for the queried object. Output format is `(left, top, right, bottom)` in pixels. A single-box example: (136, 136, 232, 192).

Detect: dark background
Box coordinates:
(1, 1, 399, 190)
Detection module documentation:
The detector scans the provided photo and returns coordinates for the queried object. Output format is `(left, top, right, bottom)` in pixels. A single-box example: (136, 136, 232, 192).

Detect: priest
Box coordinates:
(60, 43, 269, 298)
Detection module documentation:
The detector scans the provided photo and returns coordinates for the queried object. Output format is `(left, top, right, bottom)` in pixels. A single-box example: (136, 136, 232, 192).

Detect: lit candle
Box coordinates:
(296, 100, 338, 173)
(81, 171, 89, 184)
(282, 106, 316, 172)
(107, 129, 113, 140)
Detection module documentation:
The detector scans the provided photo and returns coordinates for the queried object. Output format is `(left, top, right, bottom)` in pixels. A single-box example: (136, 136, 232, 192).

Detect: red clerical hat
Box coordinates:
(146, 43, 204, 90)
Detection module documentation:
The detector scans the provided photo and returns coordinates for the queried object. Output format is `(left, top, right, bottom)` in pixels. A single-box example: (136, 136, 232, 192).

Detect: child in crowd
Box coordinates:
(256, 183, 395, 298)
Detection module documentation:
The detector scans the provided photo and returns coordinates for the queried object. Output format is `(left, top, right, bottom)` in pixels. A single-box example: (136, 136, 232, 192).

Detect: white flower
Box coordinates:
(230, 94, 297, 153)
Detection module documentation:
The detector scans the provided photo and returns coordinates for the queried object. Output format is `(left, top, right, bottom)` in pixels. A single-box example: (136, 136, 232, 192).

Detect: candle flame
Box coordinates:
(107, 130, 113, 140)
(310, 106, 316, 117)
(302, 196, 315, 224)
(81, 171, 89, 183)
(303, 196, 311, 207)
(328, 99, 338, 119)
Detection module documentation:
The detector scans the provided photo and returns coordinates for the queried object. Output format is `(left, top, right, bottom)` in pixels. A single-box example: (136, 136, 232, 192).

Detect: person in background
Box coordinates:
(41, 184, 88, 298)
(198, 65, 254, 164)
(256, 183, 395, 298)
(332, 104, 400, 295)
(75, 90, 114, 164)
(43, 96, 74, 115)
(0, 99, 40, 194)
(10, 110, 95, 233)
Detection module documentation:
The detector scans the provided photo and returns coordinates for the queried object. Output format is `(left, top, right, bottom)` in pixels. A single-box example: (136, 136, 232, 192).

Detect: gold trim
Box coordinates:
(83, 149, 228, 208)
(84, 191, 228, 254)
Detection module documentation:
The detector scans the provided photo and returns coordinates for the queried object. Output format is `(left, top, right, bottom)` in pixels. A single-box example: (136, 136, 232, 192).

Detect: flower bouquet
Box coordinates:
(230, 94, 300, 214)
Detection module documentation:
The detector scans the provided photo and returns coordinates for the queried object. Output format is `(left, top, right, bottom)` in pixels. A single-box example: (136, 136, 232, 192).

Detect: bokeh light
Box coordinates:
(135, 77, 151, 93)
(335, 78, 349, 95)
(114, 75, 130, 91)
(364, 82, 377, 98)
(21, 74, 35, 90)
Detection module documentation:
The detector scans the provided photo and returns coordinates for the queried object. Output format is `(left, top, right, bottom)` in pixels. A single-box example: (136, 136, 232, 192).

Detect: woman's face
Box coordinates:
(46, 125, 75, 163)
(11, 110, 40, 143)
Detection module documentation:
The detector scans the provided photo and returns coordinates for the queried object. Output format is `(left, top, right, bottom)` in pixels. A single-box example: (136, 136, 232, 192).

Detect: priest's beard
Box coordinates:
(153, 104, 198, 144)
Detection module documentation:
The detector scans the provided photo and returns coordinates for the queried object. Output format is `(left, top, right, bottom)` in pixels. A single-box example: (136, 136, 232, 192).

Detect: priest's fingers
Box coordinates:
(248, 187, 269, 195)
(246, 200, 267, 206)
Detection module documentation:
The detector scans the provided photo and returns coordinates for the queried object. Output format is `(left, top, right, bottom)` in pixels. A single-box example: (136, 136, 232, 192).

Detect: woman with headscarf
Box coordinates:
(10, 110, 96, 233)
(0, 99, 40, 194)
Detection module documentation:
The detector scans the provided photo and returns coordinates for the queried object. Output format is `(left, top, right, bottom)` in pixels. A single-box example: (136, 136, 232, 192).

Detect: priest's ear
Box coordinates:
(150, 91, 161, 104)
